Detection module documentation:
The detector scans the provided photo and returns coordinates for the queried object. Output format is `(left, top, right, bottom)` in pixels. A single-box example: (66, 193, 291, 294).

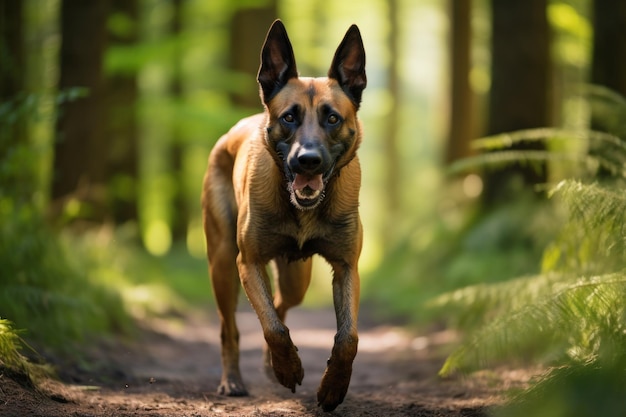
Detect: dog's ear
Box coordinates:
(328, 25, 367, 108)
(257, 20, 298, 104)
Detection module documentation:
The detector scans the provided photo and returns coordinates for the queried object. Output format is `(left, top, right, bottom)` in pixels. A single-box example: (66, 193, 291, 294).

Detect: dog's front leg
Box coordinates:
(236, 254, 304, 392)
(317, 261, 360, 412)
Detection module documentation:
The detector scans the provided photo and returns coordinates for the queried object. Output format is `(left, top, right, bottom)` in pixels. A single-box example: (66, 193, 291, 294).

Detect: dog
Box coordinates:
(202, 19, 366, 412)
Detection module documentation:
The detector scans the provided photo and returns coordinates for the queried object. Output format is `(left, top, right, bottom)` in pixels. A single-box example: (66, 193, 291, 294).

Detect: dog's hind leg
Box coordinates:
(263, 256, 312, 380)
(209, 241, 247, 396)
(203, 162, 247, 396)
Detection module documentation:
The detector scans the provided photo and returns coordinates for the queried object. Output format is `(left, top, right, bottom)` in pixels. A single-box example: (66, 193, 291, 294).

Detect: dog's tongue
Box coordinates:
(293, 174, 323, 191)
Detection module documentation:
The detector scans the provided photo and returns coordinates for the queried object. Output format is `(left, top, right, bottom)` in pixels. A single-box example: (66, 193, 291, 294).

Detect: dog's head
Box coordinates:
(257, 20, 366, 210)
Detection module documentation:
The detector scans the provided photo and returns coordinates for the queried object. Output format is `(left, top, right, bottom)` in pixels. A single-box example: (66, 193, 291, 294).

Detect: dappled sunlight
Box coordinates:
(143, 219, 172, 256)
(186, 219, 206, 259)
(121, 283, 186, 320)
(4, 0, 626, 414)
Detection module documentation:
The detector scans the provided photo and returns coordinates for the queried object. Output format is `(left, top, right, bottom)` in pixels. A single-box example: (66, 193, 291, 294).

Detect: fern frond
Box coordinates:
(450, 149, 625, 179)
(448, 128, 626, 178)
(428, 272, 566, 327)
(439, 272, 626, 377)
(0, 319, 27, 371)
(549, 180, 626, 228)
(472, 128, 626, 153)
(580, 83, 626, 109)
(544, 180, 626, 273)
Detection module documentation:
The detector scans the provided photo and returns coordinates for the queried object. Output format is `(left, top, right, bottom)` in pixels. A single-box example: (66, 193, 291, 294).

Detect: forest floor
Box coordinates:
(0, 307, 535, 417)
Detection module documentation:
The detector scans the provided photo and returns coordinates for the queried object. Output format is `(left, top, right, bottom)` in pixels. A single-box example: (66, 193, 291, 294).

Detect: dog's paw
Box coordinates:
(217, 377, 248, 397)
(270, 345, 304, 393)
(316, 363, 352, 412)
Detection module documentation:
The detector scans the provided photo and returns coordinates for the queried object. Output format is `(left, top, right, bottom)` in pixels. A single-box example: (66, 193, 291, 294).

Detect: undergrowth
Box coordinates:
(0, 203, 133, 349)
(431, 86, 626, 416)
(0, 90, 211, 383)
(0, 319, 51, 384)
(362, 178, 556, 324)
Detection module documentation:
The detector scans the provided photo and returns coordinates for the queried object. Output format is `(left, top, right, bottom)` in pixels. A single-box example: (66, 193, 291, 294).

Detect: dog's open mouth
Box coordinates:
(289, 173, 324, 209)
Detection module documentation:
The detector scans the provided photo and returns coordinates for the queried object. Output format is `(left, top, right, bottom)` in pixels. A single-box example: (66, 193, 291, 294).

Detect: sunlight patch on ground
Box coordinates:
(141, 308, 458, 357)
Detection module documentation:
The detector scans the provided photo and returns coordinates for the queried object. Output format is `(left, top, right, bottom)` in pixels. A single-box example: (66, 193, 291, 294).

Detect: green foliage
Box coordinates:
(492, 353, 626, 417)
(362, 188, 555, 323)
(0, 319, 32, 372)
(0, 88, 88, 203)
(449, 127, 626, 178)
(0, 319, 51, 383)
(544, 180, 626, 273)
(432, 90, 626, 414)
(0, 90, 131, 351)
(0, 205, 132, 348)
(436, 271, 626, 375)
(364, 95, 626, 325)
(435, 177, 626, 375)
(0, 85, 211, 370)
(0, 202, 211, 353)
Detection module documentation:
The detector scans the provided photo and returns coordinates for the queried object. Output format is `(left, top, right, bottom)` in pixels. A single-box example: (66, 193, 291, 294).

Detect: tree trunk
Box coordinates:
(169, 0, 188, 241)
(106, 0, 139, 225)
(0, 0, 24, 101)
(383, 0, 401, 245)
(229, 5, 277, 108)
(445, 0, 473, 165)
(482, 0, 551, 205)
(590, 0, 626, 177)
(52, 0, 110, 222)
(0, 0, 27, 200)
(592, 0, 626, 98)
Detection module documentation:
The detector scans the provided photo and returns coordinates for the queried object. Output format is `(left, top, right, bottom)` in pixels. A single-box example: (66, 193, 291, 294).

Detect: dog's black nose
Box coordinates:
(297, 149, 323, 171)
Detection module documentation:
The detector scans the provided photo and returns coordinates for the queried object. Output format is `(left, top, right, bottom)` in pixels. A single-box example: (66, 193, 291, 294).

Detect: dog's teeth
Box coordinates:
(295, 189, 321, 200)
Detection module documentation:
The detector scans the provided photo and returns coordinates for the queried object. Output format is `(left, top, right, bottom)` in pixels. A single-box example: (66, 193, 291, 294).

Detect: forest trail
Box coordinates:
(1, 307, 531, 416)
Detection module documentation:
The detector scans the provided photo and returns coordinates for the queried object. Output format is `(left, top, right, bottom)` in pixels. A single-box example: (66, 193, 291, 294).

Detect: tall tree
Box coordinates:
(383, 0, 401, 245)
(0, 0, 24, 107)
(482, 0, 552, 205)
(446, 0, 474, 165)
(229, 4, 277, 108)
(590, 0, 626, 176)
(592, 0, 626, 100)
(0, 0, 27, 200)
(169, 0, 188, 240)
(106, 0, 139, 224)
(52, 0, 110, 222)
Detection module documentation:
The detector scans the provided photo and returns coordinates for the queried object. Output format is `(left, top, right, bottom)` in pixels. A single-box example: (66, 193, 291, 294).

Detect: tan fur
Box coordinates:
(202, 20, 365, 412)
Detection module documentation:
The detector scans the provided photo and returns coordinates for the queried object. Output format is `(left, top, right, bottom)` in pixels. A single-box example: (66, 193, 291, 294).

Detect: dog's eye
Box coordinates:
(282, 113, 295, 124)
(327, 114, 340, 125)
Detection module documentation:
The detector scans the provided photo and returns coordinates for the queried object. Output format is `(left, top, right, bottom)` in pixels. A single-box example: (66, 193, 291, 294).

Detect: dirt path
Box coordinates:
(1, 307, 531, 416)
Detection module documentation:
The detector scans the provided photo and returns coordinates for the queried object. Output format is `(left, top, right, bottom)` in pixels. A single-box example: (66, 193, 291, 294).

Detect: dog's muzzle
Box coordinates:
(286, 146, 333, 210)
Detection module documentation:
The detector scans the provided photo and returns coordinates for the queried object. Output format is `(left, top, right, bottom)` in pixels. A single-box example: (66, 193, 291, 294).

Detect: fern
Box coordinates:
(428, 272, 565, 329)
(439, 272, 626, 376)
(448, 128, 626, 179)
(434, 85, 626, 413)
(0, 319, 51, 383)
(436, 177, 626, 374)
(544, 180, 626, 274)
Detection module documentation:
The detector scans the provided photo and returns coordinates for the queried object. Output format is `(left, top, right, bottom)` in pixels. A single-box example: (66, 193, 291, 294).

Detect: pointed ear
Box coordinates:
(328, 25, 367, 108)
(257, 20, 298, 104)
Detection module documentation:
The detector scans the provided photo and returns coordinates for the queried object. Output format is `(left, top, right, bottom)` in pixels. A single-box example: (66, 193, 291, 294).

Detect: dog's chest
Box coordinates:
(293, 212, 324, 249)
(266, 211, 339, 261)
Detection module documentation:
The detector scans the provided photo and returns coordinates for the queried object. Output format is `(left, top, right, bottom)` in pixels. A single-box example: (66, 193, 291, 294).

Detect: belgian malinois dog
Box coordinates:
(202, 19, 366, 412)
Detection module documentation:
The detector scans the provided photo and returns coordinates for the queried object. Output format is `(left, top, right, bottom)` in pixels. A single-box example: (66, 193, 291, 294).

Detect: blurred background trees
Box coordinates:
(2, 0, 626, 412)
(2, 0, 600, 252)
